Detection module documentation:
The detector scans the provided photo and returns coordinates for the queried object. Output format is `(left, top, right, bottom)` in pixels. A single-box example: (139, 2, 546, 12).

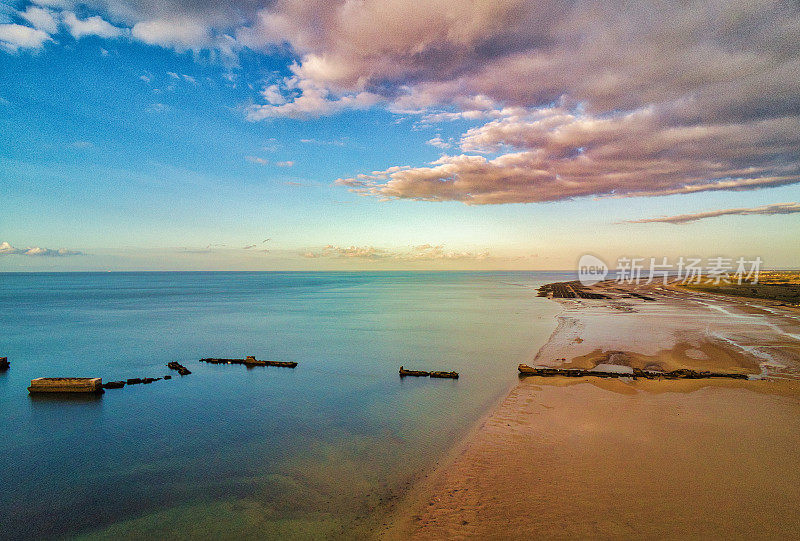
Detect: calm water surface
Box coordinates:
(0, 272, 566, 539)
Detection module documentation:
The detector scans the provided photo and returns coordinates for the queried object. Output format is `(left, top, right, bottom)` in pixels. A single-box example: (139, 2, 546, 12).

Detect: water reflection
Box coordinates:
(28, 391, 105, 405)
(0, 271, 567, 539)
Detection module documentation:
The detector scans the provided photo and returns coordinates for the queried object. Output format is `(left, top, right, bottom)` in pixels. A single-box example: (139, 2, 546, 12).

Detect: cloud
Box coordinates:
(131, 17, 209, 49)
(246, 156, 293, 166)
(63, 12, 124, 39)
(246, 75, 380, 119)
(0, 241, 83, 256)
(3, 1, 799, 205)
(146, 102, 168, 113)
(260, 83, 286, 105)
(237, 0, 799, 203)
(301, 244, 491, 261)
(19, 6, 59, 34)
(0, 23, 52, 52)
(262, 138, 280, 152)
(624, 202, 800, 225)
(299, 138, 346, 146)
(426, 136, 450, 149)
(402, 244, 490, 261)
(304, 245, 387, 259)
(338, 107, 800, 204)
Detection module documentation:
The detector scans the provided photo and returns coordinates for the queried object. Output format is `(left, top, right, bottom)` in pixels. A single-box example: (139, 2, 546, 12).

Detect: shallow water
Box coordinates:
(0, 271, 564, 539)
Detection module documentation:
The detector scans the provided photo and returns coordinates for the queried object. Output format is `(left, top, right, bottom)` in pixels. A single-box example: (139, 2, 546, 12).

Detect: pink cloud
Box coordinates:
(624, 202, 800, 224)
(338, 107, 800, 204)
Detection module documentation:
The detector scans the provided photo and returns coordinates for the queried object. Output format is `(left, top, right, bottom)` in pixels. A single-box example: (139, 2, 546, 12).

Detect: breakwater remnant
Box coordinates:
(537, 281, 609, 299)
(399, 366, 459, 379)
(430, 371, 459, 379)
(518, 364, 749, 380)
(105, 374, 172, 389)
(0, 357, 9, 371)
(399, 366, 429, 377)
(125, 377, 162, 385)
(30, 364, 185, 394)
(167, 361, 191, 375)
(28, 377, 104, 394)
(199, 356, 298, 368)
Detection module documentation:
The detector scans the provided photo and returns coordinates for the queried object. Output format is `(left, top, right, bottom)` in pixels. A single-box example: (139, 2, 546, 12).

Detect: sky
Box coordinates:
(1, 0, 799, 271)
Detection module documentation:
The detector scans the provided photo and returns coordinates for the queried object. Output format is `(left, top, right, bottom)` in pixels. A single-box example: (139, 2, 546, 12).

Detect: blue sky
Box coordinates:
(1, 1, 799, 270)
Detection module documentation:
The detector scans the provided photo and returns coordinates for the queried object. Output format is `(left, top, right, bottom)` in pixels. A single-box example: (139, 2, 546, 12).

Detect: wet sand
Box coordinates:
(384, 281, 800, 539)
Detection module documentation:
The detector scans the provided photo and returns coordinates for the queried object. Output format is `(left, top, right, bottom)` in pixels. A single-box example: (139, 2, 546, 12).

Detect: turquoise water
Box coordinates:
(0, 272, 565, 539)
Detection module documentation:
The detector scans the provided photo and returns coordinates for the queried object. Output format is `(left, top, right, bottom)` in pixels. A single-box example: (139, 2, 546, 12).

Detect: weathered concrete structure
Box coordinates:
(200, 356, 298, 368)
(28, 377, 104, 394)
(167, 361, 191, 375)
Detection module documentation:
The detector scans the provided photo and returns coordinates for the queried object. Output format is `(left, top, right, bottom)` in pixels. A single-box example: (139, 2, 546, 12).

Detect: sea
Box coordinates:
(0, 271, 567, 540)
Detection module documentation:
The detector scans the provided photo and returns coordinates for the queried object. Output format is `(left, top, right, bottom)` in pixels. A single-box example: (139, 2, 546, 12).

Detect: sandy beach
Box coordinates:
(384, 281, 800, 539)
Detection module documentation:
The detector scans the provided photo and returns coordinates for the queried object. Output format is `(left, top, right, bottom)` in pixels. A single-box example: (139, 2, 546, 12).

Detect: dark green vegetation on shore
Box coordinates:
(680, 271, 800, 305)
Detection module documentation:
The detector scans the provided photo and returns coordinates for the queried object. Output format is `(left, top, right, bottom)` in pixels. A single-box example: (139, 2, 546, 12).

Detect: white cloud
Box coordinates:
(426, 135, 451, 149)
(246, 74, 380, 120)
(28, 0, 71, 7)
(262, 138, 280, 152)
(0, 241, 83, 256)
(19, 6, 58, 34)
(63, 12, 124, 39)
(260, 83, 286, 105)
(299, 138, 346, 146)
(301, 244, 491, 261)
(245, 155, 269, 165)
(276, 160, 294, 167)
(131, 17, 210, 49)
(0, 23, 52, 52)
(166, 72, 198, 84)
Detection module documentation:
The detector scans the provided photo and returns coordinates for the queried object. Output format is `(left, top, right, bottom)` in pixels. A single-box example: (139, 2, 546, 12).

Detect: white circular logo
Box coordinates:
(578, 254, 608, 286)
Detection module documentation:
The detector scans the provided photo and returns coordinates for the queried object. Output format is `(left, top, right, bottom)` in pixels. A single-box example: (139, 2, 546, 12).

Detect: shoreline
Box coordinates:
(374, 293, 563, 538)
(383, 280, 800, 539)
(379, 288, 574, 540)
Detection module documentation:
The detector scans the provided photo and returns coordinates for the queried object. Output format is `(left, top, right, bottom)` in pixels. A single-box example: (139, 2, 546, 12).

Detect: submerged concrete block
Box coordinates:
(28, 377, 103, 393)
